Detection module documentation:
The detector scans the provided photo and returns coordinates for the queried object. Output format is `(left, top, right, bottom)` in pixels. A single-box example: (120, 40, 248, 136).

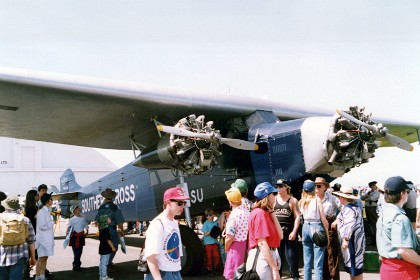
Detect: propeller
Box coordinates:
(157, 124, 258, 151)
(336, 109, 414, 151)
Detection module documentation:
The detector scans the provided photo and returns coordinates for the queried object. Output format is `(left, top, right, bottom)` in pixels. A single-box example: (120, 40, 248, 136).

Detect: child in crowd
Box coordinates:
(98, 215, 117, 280)
(67, 205, 89, 271)
(201, 208, 221, 276)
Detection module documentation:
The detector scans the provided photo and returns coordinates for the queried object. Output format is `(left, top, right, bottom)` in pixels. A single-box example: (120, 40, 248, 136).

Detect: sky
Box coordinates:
(0, 1, 419, 186)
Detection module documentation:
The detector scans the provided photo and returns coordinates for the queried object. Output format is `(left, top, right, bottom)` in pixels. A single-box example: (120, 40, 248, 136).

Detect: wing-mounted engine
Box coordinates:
(326, 106, 377, 168)
(164, 115, 223, 174)
(133, 115, 223, 175)
(133, 114, 258, 174)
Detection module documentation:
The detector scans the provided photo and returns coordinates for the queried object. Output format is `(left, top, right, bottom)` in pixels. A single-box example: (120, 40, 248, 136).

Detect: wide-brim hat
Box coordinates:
(314, 177, 330, 188)
(101, 188, 117, 199)
(1, 196, 20, 211)
(333, 185, 358, 200)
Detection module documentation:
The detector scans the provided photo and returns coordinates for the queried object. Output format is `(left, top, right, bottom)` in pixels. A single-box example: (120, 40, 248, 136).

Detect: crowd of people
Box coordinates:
(143, 176, 420, 280)
(1, 175, 420, 280)
(0, 185, 126, 280)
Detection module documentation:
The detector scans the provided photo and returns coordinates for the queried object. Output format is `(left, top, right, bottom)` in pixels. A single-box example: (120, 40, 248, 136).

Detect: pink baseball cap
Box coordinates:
(163, 187, 190, 202)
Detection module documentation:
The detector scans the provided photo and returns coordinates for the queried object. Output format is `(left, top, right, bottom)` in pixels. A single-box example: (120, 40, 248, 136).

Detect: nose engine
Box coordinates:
(248, 107, 379, 182)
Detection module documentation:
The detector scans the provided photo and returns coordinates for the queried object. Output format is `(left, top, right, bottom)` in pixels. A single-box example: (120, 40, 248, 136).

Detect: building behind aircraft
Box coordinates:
(0, 137, 118, 196)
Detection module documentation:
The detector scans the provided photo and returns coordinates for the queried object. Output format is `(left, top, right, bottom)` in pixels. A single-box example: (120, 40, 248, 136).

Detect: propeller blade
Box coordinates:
(336, 109, 414, 151)
(157, 125, 258, 151)
(221, 138, 259, 151)
(157, 125, 211, 139)
(336, 109, 377, 131)
(384, 133, 414, 152)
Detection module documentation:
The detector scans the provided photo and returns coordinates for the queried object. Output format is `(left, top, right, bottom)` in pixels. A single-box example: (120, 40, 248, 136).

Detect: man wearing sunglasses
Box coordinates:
(144, 187, 190, 280)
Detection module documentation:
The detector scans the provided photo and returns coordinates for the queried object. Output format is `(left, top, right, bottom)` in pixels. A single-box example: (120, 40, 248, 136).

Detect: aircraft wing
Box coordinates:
(51, 191, 80, 201)
(0, 67, 418, 149)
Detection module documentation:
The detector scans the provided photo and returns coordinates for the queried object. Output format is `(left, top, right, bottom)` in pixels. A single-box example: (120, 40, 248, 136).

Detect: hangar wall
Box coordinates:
(0, 137, 118, 196)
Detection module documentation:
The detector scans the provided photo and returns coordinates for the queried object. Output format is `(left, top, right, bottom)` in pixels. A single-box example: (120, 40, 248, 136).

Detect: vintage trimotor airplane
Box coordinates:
(0, 67, 419, 275)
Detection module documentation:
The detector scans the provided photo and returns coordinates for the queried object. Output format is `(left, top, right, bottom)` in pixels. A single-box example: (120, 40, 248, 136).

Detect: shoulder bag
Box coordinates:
(234, 247, 260, 280)
(312, 199, 328, 247)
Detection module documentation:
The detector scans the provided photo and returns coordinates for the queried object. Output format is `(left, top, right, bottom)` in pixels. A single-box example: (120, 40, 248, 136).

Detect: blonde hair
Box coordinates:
(253, 196, 274, 212)
(299, 190, 315, 210)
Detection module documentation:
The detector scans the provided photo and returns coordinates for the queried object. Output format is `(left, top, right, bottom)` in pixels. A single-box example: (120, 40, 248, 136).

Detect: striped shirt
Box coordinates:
(0, 211, 36, 266)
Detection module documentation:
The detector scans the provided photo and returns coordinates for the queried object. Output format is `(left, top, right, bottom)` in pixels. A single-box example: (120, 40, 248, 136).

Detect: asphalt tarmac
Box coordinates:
(42, 222, 380, 280)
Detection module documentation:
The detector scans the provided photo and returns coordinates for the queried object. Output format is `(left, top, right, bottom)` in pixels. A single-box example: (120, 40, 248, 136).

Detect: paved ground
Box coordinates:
(40, 221, 381, 279)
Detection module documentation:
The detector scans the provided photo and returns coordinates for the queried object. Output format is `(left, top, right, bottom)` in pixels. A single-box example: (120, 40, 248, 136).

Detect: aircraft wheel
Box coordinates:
(180, 224, 204, 276)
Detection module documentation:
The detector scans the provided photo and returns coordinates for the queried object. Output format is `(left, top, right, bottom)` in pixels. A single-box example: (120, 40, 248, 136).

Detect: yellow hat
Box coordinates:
(225, 188, 242, 204)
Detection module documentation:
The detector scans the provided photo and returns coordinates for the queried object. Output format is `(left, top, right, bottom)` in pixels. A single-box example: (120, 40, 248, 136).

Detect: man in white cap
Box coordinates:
(144, 186, 190, 280)
(0, 196, 36, 280)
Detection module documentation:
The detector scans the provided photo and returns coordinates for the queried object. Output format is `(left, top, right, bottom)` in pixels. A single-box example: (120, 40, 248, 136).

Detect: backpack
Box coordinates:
(0, 213, 29, 246)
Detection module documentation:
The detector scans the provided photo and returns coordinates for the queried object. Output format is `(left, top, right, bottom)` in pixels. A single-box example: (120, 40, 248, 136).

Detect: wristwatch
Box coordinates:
(344, 237, 350, 241)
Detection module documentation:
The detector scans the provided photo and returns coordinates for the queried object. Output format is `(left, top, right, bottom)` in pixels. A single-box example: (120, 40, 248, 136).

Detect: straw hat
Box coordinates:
(333, 185, 358, 200)
(314, 177, 330, 188)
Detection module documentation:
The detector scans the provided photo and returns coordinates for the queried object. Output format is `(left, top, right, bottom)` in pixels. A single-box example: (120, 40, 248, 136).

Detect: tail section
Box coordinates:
(60, 168, 82, 192)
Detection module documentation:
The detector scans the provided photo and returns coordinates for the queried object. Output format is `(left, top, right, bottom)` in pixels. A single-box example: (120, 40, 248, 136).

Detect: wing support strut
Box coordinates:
(178, 172, 192, 228)
(129, 135, 144, 159)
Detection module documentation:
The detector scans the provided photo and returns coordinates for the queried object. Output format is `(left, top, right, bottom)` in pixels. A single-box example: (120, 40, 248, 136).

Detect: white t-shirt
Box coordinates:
(144, 213, 183, 272)
(68, 216, 89, 233)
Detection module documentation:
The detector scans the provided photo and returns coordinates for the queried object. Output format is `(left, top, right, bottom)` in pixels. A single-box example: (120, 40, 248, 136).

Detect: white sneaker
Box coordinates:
(100, 276, 114, 280)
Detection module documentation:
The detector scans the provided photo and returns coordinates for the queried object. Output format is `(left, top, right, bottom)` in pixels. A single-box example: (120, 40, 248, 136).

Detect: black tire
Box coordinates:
(180, 224, 204, 276)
